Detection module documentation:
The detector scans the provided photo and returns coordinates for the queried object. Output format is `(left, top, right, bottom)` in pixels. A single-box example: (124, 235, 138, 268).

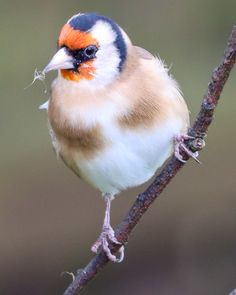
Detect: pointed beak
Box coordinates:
(44, 47, 74, 73)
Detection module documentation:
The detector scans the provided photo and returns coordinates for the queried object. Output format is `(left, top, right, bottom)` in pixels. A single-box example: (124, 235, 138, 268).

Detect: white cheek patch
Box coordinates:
(92, 44, 120, 86)
(83, 20, 121, 88)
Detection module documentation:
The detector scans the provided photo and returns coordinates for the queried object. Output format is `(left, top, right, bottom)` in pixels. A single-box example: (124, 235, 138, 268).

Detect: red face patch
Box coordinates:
(58, 23, 98, 50)
(58, 24, 98, 82)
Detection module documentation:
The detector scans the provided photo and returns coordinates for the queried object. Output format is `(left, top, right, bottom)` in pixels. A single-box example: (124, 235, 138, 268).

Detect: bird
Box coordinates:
(42, 12, 197, 262)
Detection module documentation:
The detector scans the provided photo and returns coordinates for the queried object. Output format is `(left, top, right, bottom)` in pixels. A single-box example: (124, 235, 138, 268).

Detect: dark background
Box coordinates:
(1, 0, 236, 294)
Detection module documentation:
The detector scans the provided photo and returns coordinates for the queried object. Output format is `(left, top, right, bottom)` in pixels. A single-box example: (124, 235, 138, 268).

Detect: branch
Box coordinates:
(63, 23, 236, 295)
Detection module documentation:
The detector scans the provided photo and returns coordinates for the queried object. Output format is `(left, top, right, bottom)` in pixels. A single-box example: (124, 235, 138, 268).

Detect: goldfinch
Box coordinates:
(42, 12, 194, 262)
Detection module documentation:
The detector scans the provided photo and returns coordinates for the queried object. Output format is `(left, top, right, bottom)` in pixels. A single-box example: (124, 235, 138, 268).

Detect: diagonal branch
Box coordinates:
(63, 23, 236, 295)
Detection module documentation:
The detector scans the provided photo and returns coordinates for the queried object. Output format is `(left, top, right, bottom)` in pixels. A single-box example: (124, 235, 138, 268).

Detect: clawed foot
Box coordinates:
(91, 225, 124, 263)
(175, 135, 201, 163)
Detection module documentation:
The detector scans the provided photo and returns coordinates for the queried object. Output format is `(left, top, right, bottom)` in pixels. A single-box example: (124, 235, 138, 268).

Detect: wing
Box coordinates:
(135, 46, 154, 60)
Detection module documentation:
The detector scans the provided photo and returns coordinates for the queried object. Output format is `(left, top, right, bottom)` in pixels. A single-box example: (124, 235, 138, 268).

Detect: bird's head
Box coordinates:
(44, 13, 128, 87)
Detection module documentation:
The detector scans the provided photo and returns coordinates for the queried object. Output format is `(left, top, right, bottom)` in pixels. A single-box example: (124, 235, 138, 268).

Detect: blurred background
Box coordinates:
(1, 0, 236, 294)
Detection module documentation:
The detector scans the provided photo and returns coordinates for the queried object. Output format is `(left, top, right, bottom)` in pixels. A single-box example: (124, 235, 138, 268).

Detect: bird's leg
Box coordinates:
(175, 134, 201, 163)
(91, 194, 125, 263)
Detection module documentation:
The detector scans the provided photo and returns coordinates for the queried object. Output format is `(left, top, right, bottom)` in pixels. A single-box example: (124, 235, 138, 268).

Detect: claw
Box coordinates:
(91, 226, 124, 263)
(175, 135, 201, 164)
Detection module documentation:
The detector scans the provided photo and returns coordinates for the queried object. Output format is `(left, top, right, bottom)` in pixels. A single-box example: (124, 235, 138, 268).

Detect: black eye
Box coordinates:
(84, 45, 98, 58)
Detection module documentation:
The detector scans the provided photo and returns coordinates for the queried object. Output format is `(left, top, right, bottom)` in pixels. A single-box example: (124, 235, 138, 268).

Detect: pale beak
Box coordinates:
(44, 47, 74, 73)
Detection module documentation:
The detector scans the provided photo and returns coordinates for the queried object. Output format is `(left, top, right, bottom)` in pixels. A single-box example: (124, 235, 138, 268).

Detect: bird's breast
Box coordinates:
(47, 65, 189, 193)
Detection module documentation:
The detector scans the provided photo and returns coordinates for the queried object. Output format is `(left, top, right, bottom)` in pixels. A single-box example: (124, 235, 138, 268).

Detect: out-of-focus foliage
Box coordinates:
(0, 0, 236, 294)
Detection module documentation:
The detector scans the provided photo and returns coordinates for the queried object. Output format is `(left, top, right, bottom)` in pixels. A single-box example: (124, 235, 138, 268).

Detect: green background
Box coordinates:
(1, 0, 236, 294)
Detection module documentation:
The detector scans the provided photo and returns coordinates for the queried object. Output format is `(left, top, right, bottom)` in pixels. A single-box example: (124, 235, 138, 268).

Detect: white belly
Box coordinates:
(55, 117, 183, 195)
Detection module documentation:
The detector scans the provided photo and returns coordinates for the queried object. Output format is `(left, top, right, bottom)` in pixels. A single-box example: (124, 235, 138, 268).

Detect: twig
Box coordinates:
(63, 23, 236, 295)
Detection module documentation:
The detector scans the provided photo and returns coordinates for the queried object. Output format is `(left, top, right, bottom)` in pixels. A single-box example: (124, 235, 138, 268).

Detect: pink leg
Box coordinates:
(91, 195, 124, 263)
(175, 135, 201, 163)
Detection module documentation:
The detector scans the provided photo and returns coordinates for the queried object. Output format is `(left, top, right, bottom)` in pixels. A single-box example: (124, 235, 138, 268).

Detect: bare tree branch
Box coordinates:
(63, 23, 236, 295)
